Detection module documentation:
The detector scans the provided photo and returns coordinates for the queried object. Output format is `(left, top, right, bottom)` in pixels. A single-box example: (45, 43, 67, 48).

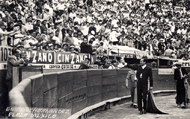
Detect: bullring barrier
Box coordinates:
(9, 69, 176, 119)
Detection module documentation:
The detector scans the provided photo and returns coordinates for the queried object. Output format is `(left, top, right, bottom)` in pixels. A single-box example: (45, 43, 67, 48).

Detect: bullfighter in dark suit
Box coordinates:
(136, 58, 153, 115)
(174, 62, 188, 108)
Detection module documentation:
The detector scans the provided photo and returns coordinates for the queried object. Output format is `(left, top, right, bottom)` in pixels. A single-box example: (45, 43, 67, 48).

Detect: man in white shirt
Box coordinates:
(108, 60, 119, 69)
(110, 27, 121, 45)
(69, 9, 77, 20)
(80, 22, 89, 36)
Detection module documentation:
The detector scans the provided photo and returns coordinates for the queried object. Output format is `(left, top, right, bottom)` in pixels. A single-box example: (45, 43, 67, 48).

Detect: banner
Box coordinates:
(112, 53, 135, 58)
(22, 50, 55, 64)
(0, 47, 95, 69)
(32, 64, 78, 69)
(111, 46, 154, 59)
(158, 68, 174, 75)
(32, 64, 98, 69)
(176, 59, 190, 67)
(135, 50, 154, 59)
(55, 52, 90, 64)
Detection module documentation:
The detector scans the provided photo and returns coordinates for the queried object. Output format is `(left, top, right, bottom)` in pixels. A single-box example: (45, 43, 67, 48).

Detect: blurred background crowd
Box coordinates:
(1, 0, 190, 60)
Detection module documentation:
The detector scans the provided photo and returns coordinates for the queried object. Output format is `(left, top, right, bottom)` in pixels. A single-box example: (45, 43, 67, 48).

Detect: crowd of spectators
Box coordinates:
(1, 0, 190, 60)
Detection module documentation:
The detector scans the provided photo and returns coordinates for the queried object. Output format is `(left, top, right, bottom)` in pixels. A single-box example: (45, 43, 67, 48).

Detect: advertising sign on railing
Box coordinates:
(176, 59, 190, 67)
(22, 50, 55, 64)
(55, 52, 90, 64)
(0, 46, 93, 70)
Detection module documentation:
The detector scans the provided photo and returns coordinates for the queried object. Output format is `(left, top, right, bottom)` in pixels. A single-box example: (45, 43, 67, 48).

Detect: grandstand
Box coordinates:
(0, 0, 190, 60)
(1, 0, 190, 118)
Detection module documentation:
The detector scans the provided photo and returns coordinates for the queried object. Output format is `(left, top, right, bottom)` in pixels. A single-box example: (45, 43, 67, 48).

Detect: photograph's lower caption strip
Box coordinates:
(6, 107, 71, 119)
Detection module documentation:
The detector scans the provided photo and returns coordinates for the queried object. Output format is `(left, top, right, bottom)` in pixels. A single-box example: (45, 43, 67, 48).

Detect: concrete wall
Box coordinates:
(9, 68, 177, 119)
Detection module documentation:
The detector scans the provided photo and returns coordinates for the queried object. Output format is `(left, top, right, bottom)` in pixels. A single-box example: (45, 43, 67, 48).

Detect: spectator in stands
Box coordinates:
(108, 59, 119, 69)
(69, 45, 78, 54)
(96, 42, 105, 57)
(118, 57, 127, 69)
(62, 43, 69, 52)
(0, 19, 18, 46)
(110, 27, 120, 45)
(1, 0, 190, 62)
(24, 16, 34, 33)
(170, 52, 177, 59)
(101, 56, 111, 69)
(33, 19, 42, 33)
(80, 37, 92, 54)
(181, 54, 189, 60)
(164, 46, 174, 57)
(63, 29, 74, 46)
(78, 57, 92, 69)
(158, 39, 166, 55)
(40, 20, 48, 34)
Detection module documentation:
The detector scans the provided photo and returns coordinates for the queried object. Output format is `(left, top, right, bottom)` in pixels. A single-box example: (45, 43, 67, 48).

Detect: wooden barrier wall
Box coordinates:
(9, 68, 178, 118)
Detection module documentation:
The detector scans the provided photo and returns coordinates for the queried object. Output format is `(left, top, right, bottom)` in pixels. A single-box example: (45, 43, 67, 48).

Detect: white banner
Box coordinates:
(177, 60, 190, 67)
(31, 64, 98, 69)
(158, 68, 174, 75)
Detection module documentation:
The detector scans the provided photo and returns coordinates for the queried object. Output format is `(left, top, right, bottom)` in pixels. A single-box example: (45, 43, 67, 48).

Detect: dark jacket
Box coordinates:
(6, 55, 24, 80)
(174, 68, 187, 81)
(136, 66, 153, 87)
(80, 42, 92, 54)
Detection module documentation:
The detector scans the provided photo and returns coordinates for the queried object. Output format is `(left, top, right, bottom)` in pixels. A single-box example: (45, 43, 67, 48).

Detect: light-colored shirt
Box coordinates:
(108, 65, 119, 69)
(142, 64, 146, 69)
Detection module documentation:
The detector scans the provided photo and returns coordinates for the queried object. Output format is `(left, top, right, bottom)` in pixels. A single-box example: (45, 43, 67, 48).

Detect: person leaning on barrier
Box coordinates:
(126, 65, 138, 108)
(118, 57, 127, 69)
(6, 48, 25, 91)
(2, 48, 25, 116)
(108, 59, 119, 69)
(79, 57, 93, 69)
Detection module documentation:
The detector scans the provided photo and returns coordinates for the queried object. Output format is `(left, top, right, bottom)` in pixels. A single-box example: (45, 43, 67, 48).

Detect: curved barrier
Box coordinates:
(9, 69, 176, 119)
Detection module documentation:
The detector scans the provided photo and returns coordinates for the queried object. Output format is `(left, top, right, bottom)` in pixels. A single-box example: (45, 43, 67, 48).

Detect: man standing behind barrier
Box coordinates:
(126, 66, 138, 108)
(174, 62, 188, 108)
(136, 58, 153, 115)
(79, 57, 92, 69)
(6, 48, 25, 91)
(2, 48, 25, 116)
(108, 59, 119, 69)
